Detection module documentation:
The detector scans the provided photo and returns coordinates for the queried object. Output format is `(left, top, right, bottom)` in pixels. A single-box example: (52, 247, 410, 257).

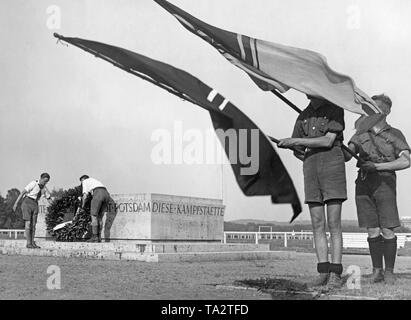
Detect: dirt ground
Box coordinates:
(1, 253, 411, 300)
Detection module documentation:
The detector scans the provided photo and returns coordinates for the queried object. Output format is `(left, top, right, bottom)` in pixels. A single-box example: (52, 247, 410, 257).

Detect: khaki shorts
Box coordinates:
(90, 188, 110, 217)
(21, 197, 39, 222)
(303, 146, 347, 204)
(355, 172, 400, 229)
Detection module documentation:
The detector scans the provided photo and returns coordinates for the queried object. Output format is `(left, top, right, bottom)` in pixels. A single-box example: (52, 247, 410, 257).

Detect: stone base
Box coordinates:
(36, 193, 226, 241)
(0, 240, 295, 263)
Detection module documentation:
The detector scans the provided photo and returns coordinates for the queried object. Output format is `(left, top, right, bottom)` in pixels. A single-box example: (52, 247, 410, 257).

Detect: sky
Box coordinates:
(0, 0, 410, 223)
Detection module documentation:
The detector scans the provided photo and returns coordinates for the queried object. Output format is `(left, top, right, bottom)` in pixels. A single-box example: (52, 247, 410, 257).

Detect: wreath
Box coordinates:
(46, 186, 91, 242)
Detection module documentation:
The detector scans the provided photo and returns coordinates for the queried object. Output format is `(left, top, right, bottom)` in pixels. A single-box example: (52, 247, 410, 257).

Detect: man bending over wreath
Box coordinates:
(79, 175, 110, 243)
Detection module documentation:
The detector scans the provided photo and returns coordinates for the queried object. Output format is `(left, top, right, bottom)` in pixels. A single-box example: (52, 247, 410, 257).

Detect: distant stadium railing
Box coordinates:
(223, 231, 411, 249)
(223, 231, 316, 247)
(0, 229, 25, 239)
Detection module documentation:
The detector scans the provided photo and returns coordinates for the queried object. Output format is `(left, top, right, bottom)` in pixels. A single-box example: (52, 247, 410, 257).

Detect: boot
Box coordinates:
(97, 222, 102, 243)
(25, 228, 34, 249)
(370, 268, 384, 283)
(327, 263, 344, 290)
(308, 273, 329, 287)
(327, 272, 343, 290)
(308, 262, 330, 287)
(31, 225, 41, 249)
(384, 269, 396, 285)
(383, 236, 397, 282)
(368, 236, 384, 270)
(87, 226, 99, 243)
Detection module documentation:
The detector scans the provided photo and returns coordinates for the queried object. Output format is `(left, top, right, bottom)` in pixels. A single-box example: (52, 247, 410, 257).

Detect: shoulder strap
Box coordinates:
(368, 132, 387, 160)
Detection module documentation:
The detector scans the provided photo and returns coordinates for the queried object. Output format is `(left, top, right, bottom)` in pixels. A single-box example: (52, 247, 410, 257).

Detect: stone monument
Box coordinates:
(5, 194, 286, 263)
(36, 193, 225, 242)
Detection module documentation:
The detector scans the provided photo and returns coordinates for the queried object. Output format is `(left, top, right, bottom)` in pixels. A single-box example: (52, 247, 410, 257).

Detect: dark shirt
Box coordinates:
(349, 124, 410, 163)
(292, 101, 345, 148)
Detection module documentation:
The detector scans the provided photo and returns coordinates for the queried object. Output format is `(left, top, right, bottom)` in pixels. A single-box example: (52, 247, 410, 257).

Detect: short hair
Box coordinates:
(40, 173, 50, 180)
(79, 175, 90, 181)
(372, 94, 392, 108)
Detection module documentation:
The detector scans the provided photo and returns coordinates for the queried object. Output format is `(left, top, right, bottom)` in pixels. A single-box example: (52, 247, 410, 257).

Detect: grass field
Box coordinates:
(1, 252, 411, 300)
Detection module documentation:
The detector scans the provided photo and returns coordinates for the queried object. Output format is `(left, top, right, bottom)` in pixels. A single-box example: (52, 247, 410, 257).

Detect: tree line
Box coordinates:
(0, 188, 65, 229)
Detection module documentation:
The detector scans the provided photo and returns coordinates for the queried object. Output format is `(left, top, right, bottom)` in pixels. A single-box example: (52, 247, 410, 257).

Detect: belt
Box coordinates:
(25, 197, 38, 203)
(306, 141, 343, 154)
(359, 169, 396, 180)
(91, 187, 106, 195)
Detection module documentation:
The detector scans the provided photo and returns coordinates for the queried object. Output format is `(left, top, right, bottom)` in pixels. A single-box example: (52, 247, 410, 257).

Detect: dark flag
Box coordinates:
(54, 33, 302, 221)
(154, 0, 382, 118)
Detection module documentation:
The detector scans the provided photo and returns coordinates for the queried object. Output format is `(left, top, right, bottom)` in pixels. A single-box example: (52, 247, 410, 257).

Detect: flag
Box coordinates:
(54, 33, 302, 221)
(154, 0, 381, 116)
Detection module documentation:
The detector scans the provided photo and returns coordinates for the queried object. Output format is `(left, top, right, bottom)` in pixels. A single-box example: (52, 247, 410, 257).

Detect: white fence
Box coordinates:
(223, 231, 316, 247)
(223, 231, 411, 248)
(0, 229, 25, 239)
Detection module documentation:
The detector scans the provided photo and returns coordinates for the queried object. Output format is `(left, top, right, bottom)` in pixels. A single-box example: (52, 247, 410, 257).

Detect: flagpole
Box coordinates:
(271, 90, 302, 113)
(271, 90, 361, 161)
(268, 135, 305, 156)
(221, 162, 224, 202)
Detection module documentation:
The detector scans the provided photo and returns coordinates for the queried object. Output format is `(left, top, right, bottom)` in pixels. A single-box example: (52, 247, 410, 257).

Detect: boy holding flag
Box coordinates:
(279, 95, 347, 289)
(347, 94, 410, 284)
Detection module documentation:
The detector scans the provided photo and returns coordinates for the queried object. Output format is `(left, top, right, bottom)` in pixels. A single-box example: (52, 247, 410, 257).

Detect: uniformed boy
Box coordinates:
(79, 175, 110, 243)
(347, 94, 410, 284)
(279, 95, 347, 289)
(13, 173, 52, 249)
